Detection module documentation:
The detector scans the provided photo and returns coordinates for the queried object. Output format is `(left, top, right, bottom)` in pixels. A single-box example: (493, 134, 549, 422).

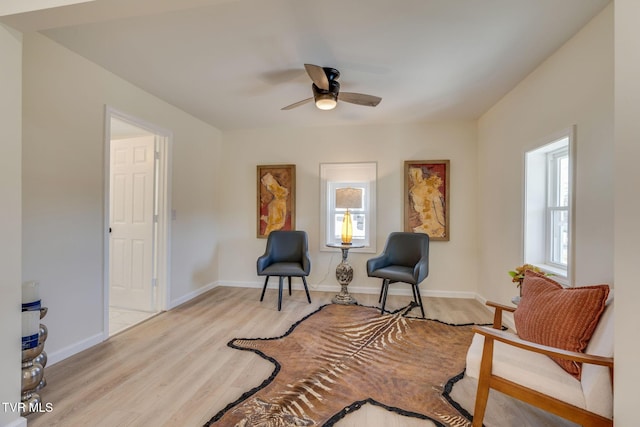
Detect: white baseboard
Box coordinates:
(168, 281, 219, 309)
(474, 293, 516, 329)
(220, 280, 261, 289)
(474, 293, 488, 306)
(46, 332, 104, 367)
(218, 280, 477, 300)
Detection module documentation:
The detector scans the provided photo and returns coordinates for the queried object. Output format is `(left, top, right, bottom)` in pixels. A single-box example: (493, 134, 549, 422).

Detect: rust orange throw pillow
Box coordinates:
(514, 270, 610, 379)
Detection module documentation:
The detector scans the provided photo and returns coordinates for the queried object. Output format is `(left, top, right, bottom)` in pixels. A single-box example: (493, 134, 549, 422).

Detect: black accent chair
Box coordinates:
(366, 232, 430, 317)
(257, 230, 312, 311)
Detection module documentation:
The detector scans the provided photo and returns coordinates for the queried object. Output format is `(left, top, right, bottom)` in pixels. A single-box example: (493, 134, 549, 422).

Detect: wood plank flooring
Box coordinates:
(25, 287, 571, 427)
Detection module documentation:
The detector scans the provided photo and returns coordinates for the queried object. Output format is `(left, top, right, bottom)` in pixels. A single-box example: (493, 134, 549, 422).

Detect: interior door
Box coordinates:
(109, 135, 156, 312)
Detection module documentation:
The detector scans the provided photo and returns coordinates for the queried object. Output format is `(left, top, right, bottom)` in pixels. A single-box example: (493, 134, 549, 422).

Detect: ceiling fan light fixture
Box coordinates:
(281, 64, 381, 111)
(315, 93, 337, 110)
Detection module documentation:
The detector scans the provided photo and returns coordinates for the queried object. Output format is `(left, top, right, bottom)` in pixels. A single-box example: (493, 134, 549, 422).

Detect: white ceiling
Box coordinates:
(2, 0, 610, 131)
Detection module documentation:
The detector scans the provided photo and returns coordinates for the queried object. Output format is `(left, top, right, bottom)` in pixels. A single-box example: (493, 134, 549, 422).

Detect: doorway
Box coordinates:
(104, 107, 171, 336)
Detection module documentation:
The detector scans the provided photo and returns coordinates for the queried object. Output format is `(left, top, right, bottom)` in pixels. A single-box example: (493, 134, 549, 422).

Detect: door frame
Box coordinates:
(103, 106, 172, 339)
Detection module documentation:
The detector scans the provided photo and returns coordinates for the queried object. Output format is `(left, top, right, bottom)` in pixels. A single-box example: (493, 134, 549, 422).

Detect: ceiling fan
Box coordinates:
(281, 64, 382, 111)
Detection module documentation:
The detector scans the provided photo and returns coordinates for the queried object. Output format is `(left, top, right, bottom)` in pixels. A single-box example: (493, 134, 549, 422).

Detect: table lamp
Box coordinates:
(335, 187, 363, 245)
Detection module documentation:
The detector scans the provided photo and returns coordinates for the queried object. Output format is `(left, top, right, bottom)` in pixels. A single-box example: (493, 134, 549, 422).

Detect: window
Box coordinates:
(547, 147, 569, 267)
(524, 128, 575, 282)
(320, 162, 376, 251)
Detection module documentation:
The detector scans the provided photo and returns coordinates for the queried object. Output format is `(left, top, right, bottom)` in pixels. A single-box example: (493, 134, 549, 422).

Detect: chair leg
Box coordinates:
(413, 284, 425, 318)
(288, 276, 292, 296)
(472, 339, 495, 427)
(302, 276, 312, 303)
(260, 276, 270, 301)
(472, 378, 490, 427)
(278, 276, 284, 311)
(380, 279, 390, 315)
(378, 279, 385, 303)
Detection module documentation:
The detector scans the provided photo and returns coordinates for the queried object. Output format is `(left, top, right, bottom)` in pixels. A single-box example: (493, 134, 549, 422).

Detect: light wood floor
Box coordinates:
(26, 287, 573, 427)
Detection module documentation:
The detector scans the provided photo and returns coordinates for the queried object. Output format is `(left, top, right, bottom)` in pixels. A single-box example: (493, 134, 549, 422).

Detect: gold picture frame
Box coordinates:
(404, 160, 450, 241)
(257, 164, 296, 238)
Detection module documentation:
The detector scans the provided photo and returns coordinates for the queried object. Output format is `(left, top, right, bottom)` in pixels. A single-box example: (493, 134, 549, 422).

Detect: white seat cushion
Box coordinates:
(466, 333, 586, 410)
(581, 301, 614, 418)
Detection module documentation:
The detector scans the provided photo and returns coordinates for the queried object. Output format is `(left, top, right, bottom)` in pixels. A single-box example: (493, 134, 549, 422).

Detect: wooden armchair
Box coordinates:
(467, 300, 614, 427)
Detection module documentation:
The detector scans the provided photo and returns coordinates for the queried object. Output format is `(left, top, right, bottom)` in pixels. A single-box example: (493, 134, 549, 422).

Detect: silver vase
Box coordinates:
(22, 342, 43, 363)
(38, 323, 48, 344)
(20, 391, 41, 416)
(21, 362, 44, 393)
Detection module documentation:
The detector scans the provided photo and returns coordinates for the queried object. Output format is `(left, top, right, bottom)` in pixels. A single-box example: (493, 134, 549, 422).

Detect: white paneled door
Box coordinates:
(109, 136, 156, 312)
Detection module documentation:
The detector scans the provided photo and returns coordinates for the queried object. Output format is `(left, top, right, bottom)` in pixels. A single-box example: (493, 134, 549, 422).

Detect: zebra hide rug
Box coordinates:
(204, 303, 476, 427)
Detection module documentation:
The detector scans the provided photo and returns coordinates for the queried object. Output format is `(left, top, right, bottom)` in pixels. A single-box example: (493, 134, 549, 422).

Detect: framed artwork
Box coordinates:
(404, 160, 450, 241)
(257, 164, 296, 238)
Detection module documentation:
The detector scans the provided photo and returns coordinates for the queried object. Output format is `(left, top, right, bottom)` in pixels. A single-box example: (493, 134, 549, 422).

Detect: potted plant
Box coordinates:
(508, 264, 551, 297)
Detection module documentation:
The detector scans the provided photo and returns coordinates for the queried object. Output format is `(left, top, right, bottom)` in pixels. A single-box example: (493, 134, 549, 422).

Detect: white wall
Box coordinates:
(219, 121, 479, 297)
(614, 0, 640, 423)
(21, 32, 222, 363)
(0, 22, 25, 427)
(477, 4, 614, 304)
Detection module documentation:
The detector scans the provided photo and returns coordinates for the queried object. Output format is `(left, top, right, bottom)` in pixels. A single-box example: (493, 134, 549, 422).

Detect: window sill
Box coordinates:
(536, 264, 569, 287)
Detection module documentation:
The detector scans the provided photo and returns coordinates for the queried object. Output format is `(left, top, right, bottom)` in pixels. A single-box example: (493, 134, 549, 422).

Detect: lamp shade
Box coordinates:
(335, 187, 362, 209)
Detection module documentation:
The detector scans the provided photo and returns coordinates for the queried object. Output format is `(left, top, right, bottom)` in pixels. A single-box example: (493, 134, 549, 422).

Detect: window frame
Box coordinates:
(320, 162, 377, 253)
(523, 127, 575, 285)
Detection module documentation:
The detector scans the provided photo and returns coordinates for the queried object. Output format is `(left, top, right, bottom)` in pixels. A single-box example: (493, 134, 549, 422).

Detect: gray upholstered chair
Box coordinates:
(366, 232, 430, 317)
(257, 230, 312, 311)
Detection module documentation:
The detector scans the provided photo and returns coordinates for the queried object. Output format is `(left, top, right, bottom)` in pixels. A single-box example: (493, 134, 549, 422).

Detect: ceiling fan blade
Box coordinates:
(339, 92, 382, 107)
(281, 97, 313, 110)
(304, 64, 329, 91)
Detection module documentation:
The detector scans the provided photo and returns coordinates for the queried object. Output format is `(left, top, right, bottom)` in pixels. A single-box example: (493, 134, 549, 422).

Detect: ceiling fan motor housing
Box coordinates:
(312, 80, 340, 98)
(322, 67, 340, 82)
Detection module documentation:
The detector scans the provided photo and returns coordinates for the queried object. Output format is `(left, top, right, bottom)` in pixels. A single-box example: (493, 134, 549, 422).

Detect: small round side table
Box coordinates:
(326, 243, 364, 305)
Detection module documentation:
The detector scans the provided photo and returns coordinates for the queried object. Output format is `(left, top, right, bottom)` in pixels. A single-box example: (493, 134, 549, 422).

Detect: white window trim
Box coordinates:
(320, 162, 377, 253)
(523, 126, 576, 286)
